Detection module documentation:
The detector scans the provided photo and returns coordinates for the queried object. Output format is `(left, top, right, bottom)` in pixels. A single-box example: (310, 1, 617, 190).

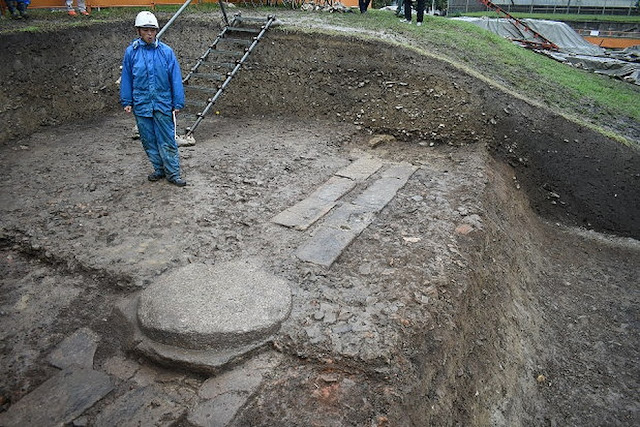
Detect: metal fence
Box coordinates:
(448, 0, 639, 15)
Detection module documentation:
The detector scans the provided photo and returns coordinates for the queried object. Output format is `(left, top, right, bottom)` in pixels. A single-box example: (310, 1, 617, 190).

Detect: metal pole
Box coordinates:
(157, 0, 195, 40)
(219, 0, 230, 26)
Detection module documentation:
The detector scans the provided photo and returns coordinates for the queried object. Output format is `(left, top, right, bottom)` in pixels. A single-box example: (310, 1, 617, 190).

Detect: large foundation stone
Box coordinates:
(118, 260, 292, 372)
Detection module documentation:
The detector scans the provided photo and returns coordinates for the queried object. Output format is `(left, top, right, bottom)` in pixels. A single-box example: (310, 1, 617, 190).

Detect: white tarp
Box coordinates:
(454, 17, 640, 85)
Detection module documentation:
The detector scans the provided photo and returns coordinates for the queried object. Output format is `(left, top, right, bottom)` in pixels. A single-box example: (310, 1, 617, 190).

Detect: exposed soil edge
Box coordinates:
(279, 21, 640, 148)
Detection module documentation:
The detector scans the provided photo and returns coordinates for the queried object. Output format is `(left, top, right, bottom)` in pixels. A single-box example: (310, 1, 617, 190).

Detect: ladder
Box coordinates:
(178, 13, 277, 138)
(477, 0, 559, 51)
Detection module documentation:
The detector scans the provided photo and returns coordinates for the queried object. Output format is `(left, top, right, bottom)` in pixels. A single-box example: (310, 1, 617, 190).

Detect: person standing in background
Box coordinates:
(5, 0, 29, 19)
(66, 0, 89, 16)
(402, 0, 426, 26)
(395, 0, 404, 17)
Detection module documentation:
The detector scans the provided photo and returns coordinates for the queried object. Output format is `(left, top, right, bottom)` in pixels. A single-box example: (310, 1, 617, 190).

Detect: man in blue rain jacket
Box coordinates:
(120, 11, 187, 187)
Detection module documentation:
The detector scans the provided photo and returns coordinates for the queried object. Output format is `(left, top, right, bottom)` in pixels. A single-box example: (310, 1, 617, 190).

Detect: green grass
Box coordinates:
(12, 25, 41, 32)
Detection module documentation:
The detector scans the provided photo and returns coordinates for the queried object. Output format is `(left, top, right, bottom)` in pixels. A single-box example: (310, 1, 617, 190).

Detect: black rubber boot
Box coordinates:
(17, 2, 28, 19)
(168, 177, 187, 187)
(147, 171, 165, 182)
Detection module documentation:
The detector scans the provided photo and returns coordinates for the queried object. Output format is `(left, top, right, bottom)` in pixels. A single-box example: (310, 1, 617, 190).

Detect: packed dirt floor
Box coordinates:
(1, 9, 639, 427)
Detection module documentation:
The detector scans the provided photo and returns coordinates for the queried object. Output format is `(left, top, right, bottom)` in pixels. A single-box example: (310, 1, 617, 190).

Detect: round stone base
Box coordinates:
(117, 260, 292, 372)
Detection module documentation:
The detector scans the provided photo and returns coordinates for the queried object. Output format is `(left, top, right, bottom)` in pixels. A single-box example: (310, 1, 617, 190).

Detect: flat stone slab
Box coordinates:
(274, 158, 417, 268)
(133, 335, 273, 374)
(271, 197, 336, 231)
(94, 386, 185, 427)
(352, 176, 413, 212)
(309, 176, 357, 202)
(296, 227, 357, 267)
(272, 157, 387, 232)
(322, 203, 376, 235)
(197, 351, 282, 399)
(295, 163, 418, 267)
(272, 176, 356, 230)
(335, 156, 383, 181)
(380, 162, 418, 181)
(188, 392, 247, 427)
(48, 327, 99, 370)
(137, 261, 292, 351)
(187, 353, 284, 426)
(0, 368, 113, 427)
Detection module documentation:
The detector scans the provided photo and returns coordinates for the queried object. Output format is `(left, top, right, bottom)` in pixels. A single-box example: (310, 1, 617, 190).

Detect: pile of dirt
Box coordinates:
(1, 12, 638, 426)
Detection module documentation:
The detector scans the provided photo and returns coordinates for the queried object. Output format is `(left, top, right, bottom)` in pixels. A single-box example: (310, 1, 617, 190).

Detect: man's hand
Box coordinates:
(124, 106, 132, 114)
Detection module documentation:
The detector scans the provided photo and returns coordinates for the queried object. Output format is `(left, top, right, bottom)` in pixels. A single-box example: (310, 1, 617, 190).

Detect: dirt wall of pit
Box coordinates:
(1, 19, 638, 239)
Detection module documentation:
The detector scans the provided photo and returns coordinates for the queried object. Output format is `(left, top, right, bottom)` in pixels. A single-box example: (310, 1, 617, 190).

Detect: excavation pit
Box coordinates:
(1, 12, 638, 427)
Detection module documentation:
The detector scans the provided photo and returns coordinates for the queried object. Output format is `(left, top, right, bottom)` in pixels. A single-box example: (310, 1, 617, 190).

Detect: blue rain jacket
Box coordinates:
(120, 39, 185, 117)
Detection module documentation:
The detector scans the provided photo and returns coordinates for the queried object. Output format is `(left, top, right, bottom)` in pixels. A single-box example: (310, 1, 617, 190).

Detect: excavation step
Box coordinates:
(117, 261, 292, 372)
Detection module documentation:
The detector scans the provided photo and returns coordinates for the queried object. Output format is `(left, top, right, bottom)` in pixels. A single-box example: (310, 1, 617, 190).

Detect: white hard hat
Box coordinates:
(135, 11, 159, 29)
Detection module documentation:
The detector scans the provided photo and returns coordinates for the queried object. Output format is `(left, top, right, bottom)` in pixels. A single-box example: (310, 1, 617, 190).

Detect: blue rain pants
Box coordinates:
(135, 111, 181, 180)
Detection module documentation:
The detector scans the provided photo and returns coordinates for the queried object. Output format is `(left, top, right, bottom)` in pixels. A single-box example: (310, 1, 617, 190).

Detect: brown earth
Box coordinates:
(0, 9, 639, 427)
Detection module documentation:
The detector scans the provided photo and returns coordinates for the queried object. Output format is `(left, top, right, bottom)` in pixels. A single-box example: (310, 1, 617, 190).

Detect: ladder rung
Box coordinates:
(203, 61, 237, 69)
(191, 71, 226, 81)
(222, 37, 253, 45)
(210, 49, 244, 57)
(184, 85, 217, 94)
(227, 26, 261, 34)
